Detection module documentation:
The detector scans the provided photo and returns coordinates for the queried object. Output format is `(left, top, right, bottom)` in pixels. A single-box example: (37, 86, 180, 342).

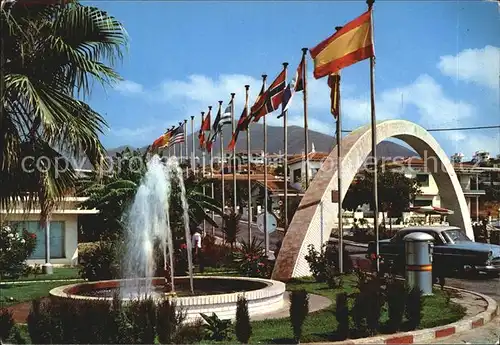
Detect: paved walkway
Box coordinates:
(252, 293, 332, 321)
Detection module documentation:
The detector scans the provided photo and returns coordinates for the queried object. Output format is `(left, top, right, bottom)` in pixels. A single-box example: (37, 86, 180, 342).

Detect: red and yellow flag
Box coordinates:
(151, 130, 172, 150)
(328, 73, 340, 119)
(310, 10, 374, 79)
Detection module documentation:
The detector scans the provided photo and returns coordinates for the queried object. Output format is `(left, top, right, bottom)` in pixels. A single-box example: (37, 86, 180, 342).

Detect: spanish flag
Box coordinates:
(328, 73, 340, 119)
(310, 9, 374, 79)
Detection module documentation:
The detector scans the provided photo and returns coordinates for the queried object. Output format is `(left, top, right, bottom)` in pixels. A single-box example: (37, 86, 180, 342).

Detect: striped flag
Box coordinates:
(328, 73, 341, 119)
(310, 10, 374, 79)
(219, 100, 233, 131)
(168, 124, 185, 147)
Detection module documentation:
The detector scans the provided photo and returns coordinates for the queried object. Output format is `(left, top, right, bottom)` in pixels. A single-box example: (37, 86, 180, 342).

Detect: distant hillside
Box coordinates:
(101, 123, 416, 167)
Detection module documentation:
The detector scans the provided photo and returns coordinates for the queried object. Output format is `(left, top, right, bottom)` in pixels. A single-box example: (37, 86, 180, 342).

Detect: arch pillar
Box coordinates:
(272, 120, 473, 281)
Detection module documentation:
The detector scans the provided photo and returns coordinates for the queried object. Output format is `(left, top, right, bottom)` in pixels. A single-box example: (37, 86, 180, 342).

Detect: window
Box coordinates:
(10, 221, 65, 259)
(413, 199, 432, 207)
(416, 174, 430, 187)
(293, 168, 302, 183)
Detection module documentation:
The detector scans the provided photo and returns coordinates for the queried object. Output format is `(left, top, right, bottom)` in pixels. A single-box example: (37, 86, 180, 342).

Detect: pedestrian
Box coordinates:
(191, 228, 204, 272)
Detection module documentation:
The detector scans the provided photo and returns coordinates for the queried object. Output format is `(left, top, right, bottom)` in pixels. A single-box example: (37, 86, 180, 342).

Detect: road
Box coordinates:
(207, 216, 284, 251)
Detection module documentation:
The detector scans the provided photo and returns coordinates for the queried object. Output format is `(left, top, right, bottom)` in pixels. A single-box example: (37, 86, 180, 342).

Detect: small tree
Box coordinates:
(386, 280, 406, 332)
(290, 289, 309, 343)
(235, 295, 252, 343)
(223, 211, 240, 249)
(405, 287, 423, 330)
(343, 163, 421, 229)
(0, 225, 37, 280)
(335, 293, 349, 340)
(0, 308, 15, 343)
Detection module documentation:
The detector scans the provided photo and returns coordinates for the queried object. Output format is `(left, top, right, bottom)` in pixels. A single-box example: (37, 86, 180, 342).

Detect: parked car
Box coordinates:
(367, 226, 500, 277)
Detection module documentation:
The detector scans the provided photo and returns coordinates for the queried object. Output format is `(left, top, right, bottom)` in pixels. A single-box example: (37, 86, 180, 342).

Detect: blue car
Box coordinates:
(367, 226, 500, 277)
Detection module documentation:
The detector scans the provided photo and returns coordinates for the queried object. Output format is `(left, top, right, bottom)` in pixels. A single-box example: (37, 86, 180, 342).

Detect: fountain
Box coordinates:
(50, 154, 286, 321)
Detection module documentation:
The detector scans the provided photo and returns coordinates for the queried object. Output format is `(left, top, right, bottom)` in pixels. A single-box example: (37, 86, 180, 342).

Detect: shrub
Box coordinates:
(0, 225, 37, 280)
(156, 299, 185, 344)
(405, 287, 423, 330)
(126, 298, 157, 344)
(289, 289, 309, 343)
(325, 266, 343, 289)
(304, 243, 351, 283)
(233, 237, 272, 278)
(351, 273, 384, 337)
(223, 212, 241, 249)
(365, 279, 383, 335)
(351, 291, 368, 336)
(0, 308, 15, 342)
(200, 312, 232, 341)
(235, 295, 252, 343)
(172, 319, 205, 344)
(27, 298, 61, 344)
(202, 234, 232, 268)
(335, 293, 349, 340)
(78, 241, 120, 281)
(386, 280, 406, 332)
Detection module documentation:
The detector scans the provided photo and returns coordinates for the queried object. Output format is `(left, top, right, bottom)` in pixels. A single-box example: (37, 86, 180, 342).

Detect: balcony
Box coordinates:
(462, 189, 486, 197)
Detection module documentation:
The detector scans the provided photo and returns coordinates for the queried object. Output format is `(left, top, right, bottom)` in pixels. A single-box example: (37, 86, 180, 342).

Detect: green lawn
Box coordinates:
(0, 267, 81, 282)
(0, 280, 81, 308)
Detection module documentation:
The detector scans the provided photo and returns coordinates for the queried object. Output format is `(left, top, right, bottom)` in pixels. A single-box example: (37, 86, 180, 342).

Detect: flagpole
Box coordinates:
(301, 48, 310, 190)
(218, 100, 226, 242)
(208, 106, 215, 236)
(245, 85, 252, 243)
(201, 111, 206, 236)
(282, 62, 289, 232)
(184, 119, 188, 169)
(178, 122, 182, 159)
(230, 93, 237, 214)
(191, 116, 195, 174)
(331, 27, 344, 274)
(262, 73, 270, 259)
(367, 0, 379, 272)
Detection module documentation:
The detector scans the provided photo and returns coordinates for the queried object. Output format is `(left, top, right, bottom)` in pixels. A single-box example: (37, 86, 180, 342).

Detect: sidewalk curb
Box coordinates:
(304, 286, 498, 345)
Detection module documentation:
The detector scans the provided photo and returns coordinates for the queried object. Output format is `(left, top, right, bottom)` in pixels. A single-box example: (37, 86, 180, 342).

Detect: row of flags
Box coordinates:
(151, 7, 374, 155)
(151, 123, 185, 151)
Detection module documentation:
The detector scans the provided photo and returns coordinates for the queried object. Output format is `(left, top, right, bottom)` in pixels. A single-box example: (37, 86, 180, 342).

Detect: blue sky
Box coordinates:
(85, 0, 500, 159)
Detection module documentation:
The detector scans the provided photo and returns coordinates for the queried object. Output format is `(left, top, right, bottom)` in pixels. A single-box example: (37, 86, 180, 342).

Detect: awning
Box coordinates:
(410, 206, 454, 215)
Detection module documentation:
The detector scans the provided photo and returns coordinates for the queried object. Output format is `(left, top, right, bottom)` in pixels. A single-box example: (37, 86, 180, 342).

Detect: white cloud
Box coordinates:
(437, 45, 500, 89)
(445, 131, 500, 159)
(114, 80, 144, 94)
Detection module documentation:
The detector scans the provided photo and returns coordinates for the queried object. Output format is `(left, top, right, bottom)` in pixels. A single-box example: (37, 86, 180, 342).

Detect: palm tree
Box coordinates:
(1, 0, 127, 269)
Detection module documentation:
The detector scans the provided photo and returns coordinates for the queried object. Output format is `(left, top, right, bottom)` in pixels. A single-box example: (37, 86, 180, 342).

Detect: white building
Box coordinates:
(0, 197, 99, 266)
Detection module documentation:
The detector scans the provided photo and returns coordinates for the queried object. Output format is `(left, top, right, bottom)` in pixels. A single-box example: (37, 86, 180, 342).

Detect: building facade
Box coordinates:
(0, 197, 99, 266)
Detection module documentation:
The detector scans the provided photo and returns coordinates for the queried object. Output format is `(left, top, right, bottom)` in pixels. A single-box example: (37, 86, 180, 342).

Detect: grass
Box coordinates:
(0, 267, 81, 283)
(0, 280, 79, 308)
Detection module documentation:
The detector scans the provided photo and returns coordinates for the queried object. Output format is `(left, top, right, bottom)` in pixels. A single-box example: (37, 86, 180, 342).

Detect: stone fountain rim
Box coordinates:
(49, 275, 286, 305)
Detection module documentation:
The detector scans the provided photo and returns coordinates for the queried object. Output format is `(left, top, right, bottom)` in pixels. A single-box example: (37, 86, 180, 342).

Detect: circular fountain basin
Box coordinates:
(50, 276, 286, 321)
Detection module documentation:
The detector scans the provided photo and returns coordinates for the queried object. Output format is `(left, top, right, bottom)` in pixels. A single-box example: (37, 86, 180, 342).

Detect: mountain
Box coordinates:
(101, 123, 416, 164)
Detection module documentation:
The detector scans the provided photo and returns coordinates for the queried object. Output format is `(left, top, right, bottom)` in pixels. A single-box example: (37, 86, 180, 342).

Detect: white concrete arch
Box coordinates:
(272, 120, 472, 281)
